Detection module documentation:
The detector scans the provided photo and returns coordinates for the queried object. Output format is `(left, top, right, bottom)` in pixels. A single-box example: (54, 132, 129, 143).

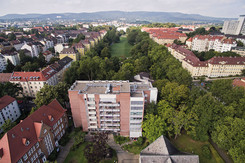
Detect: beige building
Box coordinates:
(168, 43, 245, 77)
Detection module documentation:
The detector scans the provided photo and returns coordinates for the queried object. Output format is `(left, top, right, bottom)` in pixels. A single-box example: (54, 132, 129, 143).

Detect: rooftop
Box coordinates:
(0, 95, 15, 110)
(69, 80, 152, 95)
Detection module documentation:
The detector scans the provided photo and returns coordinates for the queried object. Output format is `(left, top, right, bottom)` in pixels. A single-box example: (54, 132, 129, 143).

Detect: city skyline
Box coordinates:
(0, 0, 244, 18)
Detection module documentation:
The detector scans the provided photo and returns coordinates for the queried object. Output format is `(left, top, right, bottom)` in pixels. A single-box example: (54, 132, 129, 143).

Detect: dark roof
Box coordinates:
(140, 135, 199, 163)
(0, 95, 16, 110)
(58, 56, 73, 67)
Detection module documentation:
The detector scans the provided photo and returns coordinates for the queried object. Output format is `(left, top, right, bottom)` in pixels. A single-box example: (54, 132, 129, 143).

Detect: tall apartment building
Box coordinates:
(69, 80, 158, 138)
(222, 15, 245, 35)
(0, 100, 68, 163)
(0, 95, 21, 133)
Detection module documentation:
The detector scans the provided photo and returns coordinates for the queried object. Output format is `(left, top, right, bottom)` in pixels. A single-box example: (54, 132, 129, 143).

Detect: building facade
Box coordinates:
(0, 100, 68, 163)
(59, 47, 79, 61)
(168, 43, 245, 77)
(222, 15, 245, 35)
(0, 95, 21, 133)
(68, 80, 158, 138)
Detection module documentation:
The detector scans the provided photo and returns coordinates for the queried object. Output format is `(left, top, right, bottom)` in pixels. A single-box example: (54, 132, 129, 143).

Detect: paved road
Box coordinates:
(107, 134, 139, 163)
(57, 138, 74, 163)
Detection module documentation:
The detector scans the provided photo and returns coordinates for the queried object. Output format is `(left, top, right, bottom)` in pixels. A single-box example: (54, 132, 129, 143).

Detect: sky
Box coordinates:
(0, 0, 244, 18)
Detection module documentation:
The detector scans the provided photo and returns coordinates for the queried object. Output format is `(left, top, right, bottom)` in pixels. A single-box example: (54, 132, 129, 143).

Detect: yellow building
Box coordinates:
(59, 47, 79, 61)
(73, 42, 85, 56)
(80, 40, 91, 51)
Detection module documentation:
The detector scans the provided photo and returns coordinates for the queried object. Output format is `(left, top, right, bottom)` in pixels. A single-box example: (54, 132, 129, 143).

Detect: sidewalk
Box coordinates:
(107, 134, 139, 163)
(56, 138, 74, 163)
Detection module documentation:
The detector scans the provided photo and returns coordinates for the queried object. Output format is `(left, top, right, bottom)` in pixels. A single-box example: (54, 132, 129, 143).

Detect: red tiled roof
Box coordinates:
(0, 99, 66, 163)
(208, 56, 245, 65)
(0, 73, 12, 83)
(0, 95, 15, 110)
(233, 78, 245, 88)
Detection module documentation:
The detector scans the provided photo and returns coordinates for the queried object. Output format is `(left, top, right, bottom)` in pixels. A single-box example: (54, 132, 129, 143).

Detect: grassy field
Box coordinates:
(111, 36, 132, 57)
(64, 142, 89, 163)
(123, 140, 150, 154)
(171, 134, 224, 163)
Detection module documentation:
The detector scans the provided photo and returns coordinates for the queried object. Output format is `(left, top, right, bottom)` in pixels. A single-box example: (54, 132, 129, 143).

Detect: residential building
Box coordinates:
(73, 42, 85, 56)
(10, 40, 24, 51)
(80, 39, 91, 51)
(0, 99, 68, 163)
(10, 67, 58, 97)
(231, 47, 245, 56)
(0, 54, 6, 72)
(54, 43, 69, 54)
(49, 56, 73, 81)
(168, 43, 245, 77)
(1, 50, 20, 66)
(233, 78, 245, 88)
(59, 47, 79, 61)
(42, 50, 53, 62)
(68, 80, 158, 138)
(140, 135, 199, 163)
(142, 27, 187, 45)
(21, 42, 40, 58)
(0, 73, 12, 83)
(190, 35, 237, 52)
(222, 15, 245, 35)
(0, 95, 21, 133)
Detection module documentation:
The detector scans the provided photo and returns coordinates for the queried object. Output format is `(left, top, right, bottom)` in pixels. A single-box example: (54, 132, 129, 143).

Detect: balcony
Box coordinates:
(88, 111, 96, 114)
(99, 102, 120, 107)
(100, 118, 120, 122)
(88, 106, 96, 110)
(100, 113, 120, 117)
(87, 101, 95, 104)
(101, 123, 120, 127)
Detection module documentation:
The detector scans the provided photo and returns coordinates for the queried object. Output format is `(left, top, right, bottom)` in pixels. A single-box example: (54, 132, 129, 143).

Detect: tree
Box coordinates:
(237, 40, 244, 47)
(1, 119, 16, 133)
(142, 114, 167, 143)
(34, 82, 69, 108)
(161, 82, 190, 108)
(242, 69, 245, 76)
(21, 62, 39, 71)
(8, 33, 16, 41)
(188, 93, 222, 141)
(84, 132, 109, 163)
(211, 117, 245, 163)
(157, 100, 195, 139)
(100, 47, 111, 58)
(0, 82, 22, 98)
(4, 59, 15, 73)
(73, 34, 85, 43)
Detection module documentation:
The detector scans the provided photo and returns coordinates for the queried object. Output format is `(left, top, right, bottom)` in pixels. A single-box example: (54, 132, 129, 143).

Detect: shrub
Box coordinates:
(202, 145, 211, 159)
(59, 132, 70, 146)
(114, 135, 130, 145)
(47, 147, 59, 161)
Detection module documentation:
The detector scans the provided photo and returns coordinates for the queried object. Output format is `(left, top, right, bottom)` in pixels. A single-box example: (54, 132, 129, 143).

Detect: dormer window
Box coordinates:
(22, 138, 30, 146)
(48, 115, 54, 121)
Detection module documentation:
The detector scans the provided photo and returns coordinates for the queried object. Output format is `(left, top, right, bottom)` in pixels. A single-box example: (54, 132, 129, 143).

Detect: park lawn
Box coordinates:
(123, 140, 150, 154)
(111, 36, 132, 57)
(171, 134, 224, 163)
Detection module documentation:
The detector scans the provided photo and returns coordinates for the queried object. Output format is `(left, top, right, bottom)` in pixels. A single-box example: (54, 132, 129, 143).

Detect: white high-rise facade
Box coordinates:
(222, 15, 245, 35)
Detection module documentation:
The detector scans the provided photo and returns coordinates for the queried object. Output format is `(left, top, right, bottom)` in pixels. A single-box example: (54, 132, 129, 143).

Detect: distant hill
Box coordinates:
(0, 11, 233, 23)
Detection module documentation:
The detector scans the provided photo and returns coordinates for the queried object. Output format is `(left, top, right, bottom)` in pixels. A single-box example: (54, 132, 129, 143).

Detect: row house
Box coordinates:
(10, 40, 24, 51)
(69, 80, 158, 138)
(72, 42, 85, 56)
(0, 95, 21, 133)
(39, 39, 54, 52)
(168, 43, 245, 77)
(49, 56, 73, 81)
(54, 43, 69, 54)
(231, 47, 245, 56)
(0, 100, 68, 163)
(59, 47, 79, 61)
(190, 35, 237, 52)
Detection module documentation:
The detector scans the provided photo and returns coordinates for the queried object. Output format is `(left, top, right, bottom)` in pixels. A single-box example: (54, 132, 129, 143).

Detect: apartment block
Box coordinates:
(0, 100, 68, 163)
(69, 80, 158, 138)
(222, 15, 245, 35)
(0, 95, 21, 133)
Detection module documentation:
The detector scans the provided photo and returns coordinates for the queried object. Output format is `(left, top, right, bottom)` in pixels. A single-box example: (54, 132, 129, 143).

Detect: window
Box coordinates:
(23, 154, 28, 161)
(38, 149, 42, 155)
(36, 142, 39, 148)
(28, 150, 31, 156)
(44, 129, 47, 134)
